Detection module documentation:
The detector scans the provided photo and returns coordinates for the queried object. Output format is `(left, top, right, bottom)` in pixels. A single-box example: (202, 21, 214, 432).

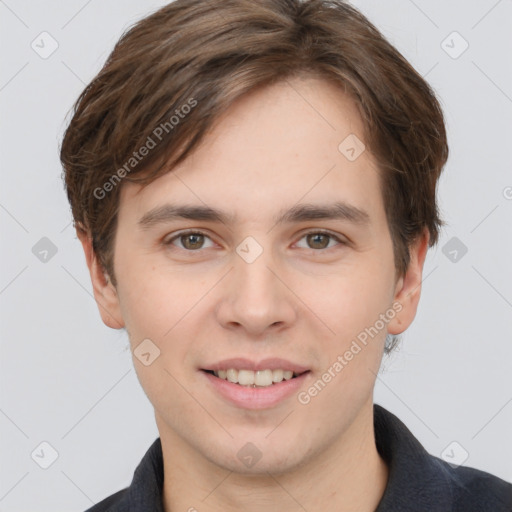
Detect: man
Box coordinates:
(60, 0, 512, 510)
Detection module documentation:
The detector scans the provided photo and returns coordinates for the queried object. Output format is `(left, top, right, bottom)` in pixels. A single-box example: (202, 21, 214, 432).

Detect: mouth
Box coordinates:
(202, 368, 309, 388)
(200, 358, 311, 408)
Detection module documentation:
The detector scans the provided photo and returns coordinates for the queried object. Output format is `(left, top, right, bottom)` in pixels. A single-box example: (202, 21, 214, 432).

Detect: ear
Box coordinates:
(76, 228, 125, 330)
(387, 228, 430, 335)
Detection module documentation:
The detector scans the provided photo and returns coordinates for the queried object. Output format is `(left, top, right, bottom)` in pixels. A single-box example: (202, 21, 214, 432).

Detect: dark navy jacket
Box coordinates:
(85, 404, 512, 511)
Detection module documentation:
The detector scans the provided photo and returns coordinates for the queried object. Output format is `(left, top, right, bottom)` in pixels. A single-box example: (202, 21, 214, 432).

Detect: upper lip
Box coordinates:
(202, 357, 310, 373)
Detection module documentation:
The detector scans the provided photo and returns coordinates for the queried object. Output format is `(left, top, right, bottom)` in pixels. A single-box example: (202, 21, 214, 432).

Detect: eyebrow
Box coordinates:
(137, 201, 371, 230)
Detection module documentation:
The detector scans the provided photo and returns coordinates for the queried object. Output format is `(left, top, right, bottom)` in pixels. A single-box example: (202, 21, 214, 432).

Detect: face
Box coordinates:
(82, 75, 427, 475)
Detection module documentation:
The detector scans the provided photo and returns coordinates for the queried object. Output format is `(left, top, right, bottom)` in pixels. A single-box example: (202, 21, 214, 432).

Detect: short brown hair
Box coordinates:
(60, 0, 448, 323)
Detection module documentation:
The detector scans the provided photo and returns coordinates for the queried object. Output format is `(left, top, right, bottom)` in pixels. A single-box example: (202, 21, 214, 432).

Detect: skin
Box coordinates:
(78, 75, 429, 512)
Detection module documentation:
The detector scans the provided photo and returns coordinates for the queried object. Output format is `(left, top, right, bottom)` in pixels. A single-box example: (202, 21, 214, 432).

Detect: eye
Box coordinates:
(163, 229, 346, 253)
(295, 231, 345, 250)
(163, 230, 215, 251)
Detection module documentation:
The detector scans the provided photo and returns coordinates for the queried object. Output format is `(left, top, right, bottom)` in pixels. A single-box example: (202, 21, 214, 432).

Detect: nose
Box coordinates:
(215, 244, 298, 337)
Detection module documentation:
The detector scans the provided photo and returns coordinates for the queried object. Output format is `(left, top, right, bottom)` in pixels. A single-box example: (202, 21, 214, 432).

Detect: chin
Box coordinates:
(202, 430, 313, 475)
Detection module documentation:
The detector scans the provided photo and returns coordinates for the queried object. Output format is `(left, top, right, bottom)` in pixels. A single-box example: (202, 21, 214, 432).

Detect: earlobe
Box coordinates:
(387, 229, 430, 335)
(76, 228, 125, 330)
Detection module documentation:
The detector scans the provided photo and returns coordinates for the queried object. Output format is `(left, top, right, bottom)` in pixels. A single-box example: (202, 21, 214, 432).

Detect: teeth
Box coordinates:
(272, 369, 284, 382)
(212, 368, 300, 387)
(255, 370, 273, 386)
(238, 370, 254, 386)
(226, 369, 238, 383)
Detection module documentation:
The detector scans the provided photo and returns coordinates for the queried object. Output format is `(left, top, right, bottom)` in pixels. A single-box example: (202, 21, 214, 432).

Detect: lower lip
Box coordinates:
(201, 370, 310, 410)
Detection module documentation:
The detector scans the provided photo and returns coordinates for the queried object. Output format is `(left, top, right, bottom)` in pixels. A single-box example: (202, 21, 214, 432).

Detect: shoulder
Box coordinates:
(83, 488, 128, 512)
(80, 437, 164, 512)
(440, 461, 512, 512)
(373, 404, 512, 511)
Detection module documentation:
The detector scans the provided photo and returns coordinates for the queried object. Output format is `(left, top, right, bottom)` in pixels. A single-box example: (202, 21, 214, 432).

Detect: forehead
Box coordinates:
(119, 76, 383, 224)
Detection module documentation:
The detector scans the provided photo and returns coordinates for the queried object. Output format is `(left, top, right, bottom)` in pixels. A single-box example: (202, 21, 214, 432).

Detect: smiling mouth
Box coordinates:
(203, 368, 309, 388)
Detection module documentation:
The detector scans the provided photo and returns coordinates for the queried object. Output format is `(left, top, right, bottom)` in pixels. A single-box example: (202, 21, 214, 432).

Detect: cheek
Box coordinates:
(118, 268, 202, 406)
(299, 270, 390, 414)
(306, 263, 394, 341)
(116, 256, 205, 340)
(134, 355, 205, 440)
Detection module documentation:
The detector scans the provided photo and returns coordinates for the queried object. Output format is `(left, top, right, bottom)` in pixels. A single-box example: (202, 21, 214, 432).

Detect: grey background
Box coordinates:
(0, 0, 511, 510)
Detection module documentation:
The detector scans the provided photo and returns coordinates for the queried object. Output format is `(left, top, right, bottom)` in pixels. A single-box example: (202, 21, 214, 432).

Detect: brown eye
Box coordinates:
(306, 233, 331, 249)
(164, 231, 214, 251)
(295, 231, 344, 251)
(180, 233, 205, 250)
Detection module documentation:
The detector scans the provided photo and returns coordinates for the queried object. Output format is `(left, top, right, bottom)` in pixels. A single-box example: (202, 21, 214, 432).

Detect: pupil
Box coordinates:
(184, 234, 203, 249)
(308, 233, 328, 249)
(181, 233, 329, 250)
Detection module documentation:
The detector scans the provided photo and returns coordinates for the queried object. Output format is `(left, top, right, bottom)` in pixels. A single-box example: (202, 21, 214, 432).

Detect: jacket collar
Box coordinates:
(113, 404, 457, 511)
(374, 403, 454, 511)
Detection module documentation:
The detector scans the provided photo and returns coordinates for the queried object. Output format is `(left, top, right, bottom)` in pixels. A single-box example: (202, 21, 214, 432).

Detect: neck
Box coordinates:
(159, 401, 388, 512)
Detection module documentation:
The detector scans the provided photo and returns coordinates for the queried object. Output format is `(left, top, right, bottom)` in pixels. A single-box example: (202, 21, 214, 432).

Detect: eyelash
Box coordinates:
(163, 229, 346, 253)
